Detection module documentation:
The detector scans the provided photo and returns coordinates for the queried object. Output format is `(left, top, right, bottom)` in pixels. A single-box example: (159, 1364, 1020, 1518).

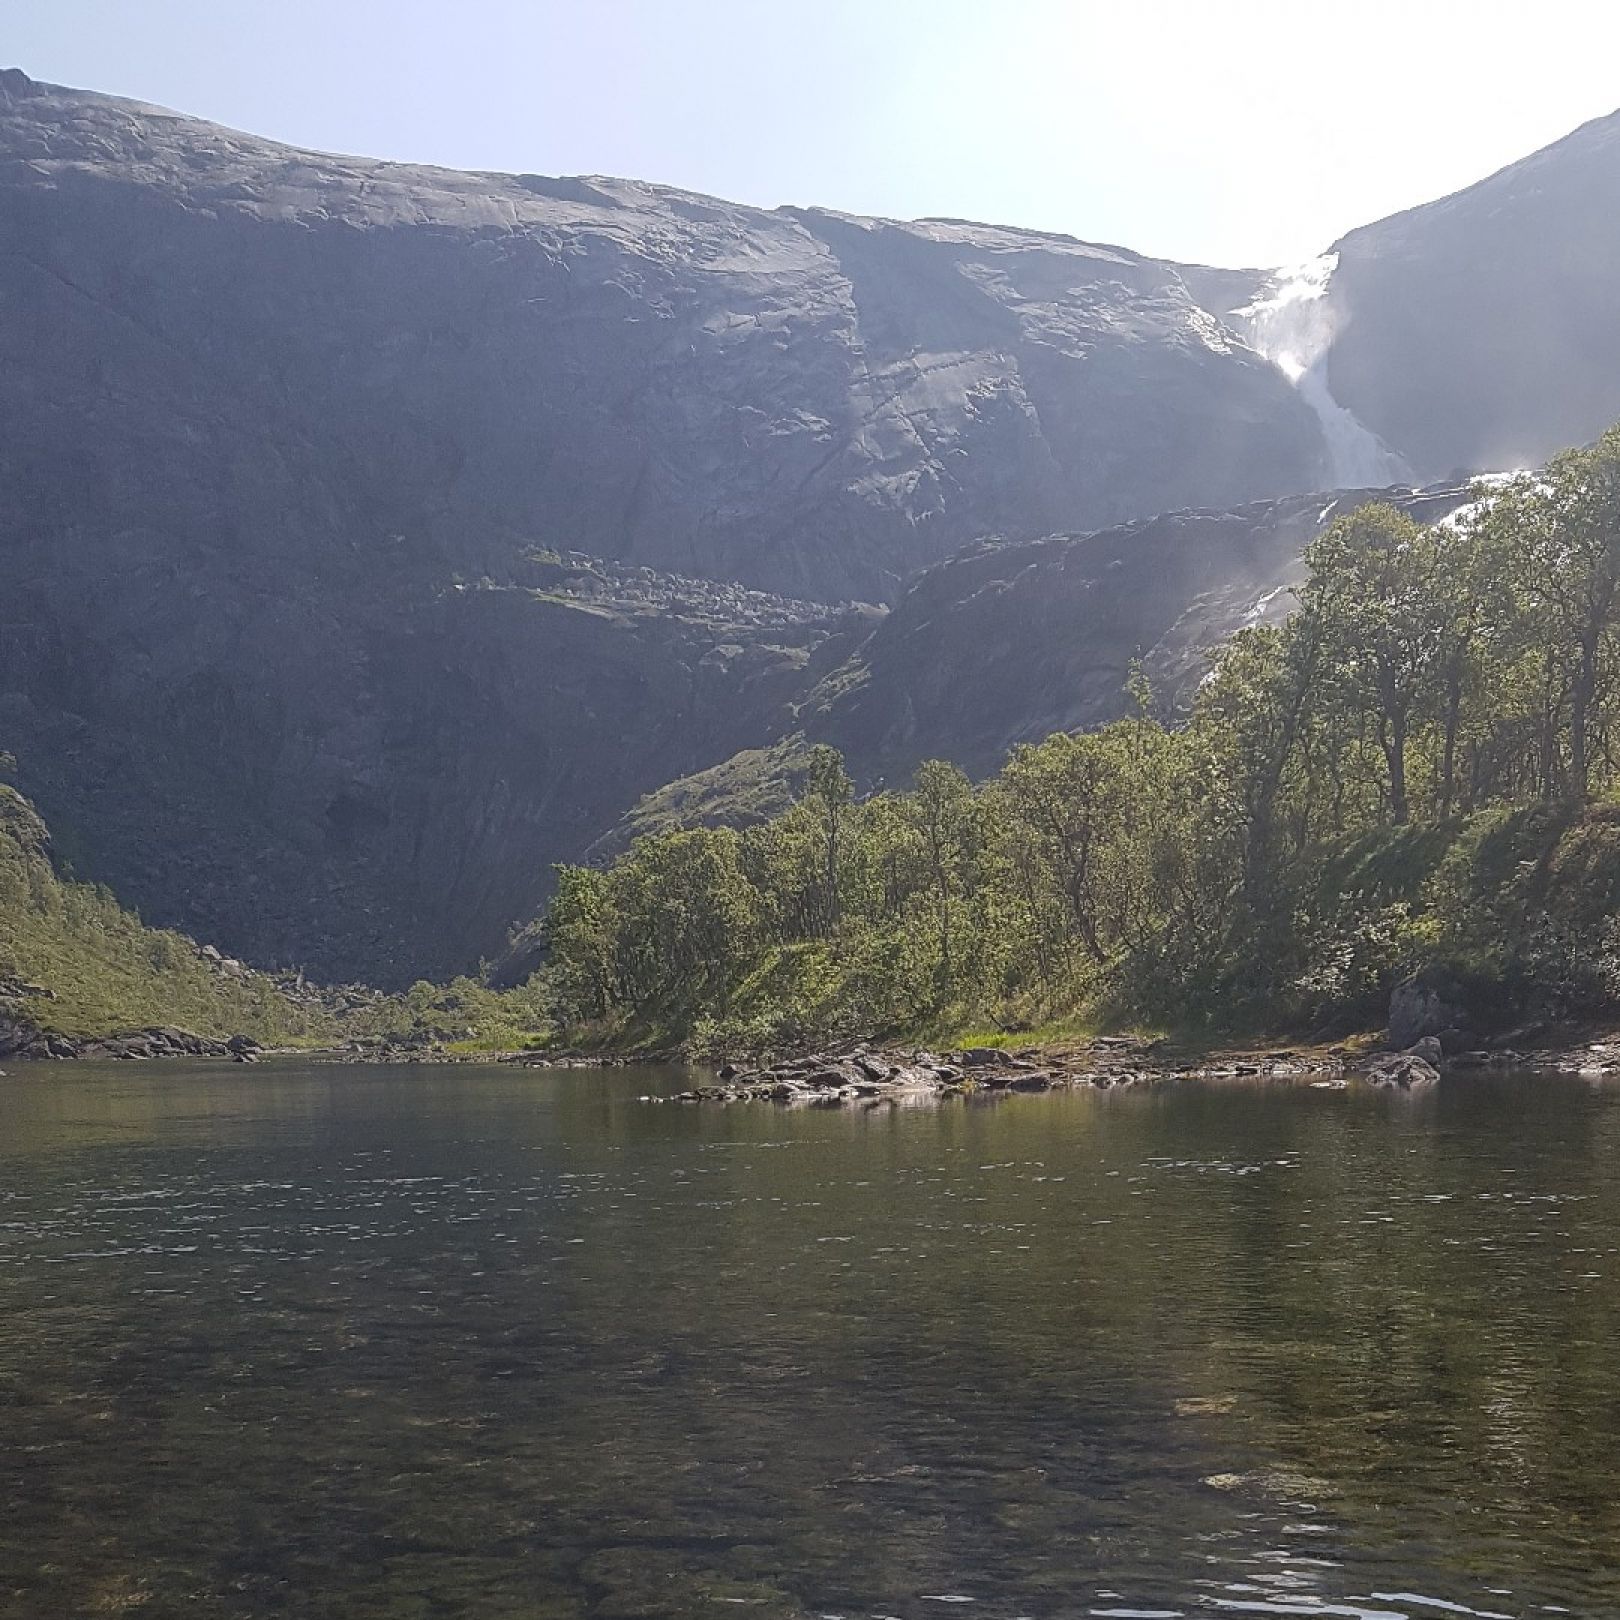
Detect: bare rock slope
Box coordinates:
(0, 69, 1320, 601)
(1322, 107, 1620, 479)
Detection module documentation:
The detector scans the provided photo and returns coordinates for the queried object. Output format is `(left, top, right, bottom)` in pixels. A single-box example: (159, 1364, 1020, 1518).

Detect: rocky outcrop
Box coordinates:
(610, 484, 1473, 825)
(0, 1023, 260, 1061)
(804, 485, 1473, 785)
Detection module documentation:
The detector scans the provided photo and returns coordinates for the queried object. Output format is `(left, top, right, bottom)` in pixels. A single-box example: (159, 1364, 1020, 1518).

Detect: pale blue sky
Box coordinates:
(10, 0, 1620, 267)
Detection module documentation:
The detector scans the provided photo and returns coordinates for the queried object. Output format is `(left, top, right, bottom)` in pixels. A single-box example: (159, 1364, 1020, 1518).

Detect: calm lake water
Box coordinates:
(1, 1063, 1617, 1619)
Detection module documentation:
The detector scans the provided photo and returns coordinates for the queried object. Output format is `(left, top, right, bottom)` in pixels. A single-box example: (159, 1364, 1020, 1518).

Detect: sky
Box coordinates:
(10, 0, 1620, 268)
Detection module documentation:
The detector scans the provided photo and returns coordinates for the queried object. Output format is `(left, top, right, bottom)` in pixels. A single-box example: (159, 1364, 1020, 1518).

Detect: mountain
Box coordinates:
(0, 68, 1321, 603)
(1321, 108, 1620, 478)
(3, 66, 1619, 984)
(0, 68, 1325, 980)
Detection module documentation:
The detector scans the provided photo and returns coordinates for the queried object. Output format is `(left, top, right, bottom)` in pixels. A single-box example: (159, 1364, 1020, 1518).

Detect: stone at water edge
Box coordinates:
(1388, 968, 1472, 1051)
(1364, 1052, 1441, 1088)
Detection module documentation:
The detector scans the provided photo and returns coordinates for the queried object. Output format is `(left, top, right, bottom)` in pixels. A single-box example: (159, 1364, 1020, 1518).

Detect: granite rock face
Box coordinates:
(0, 71, 1322, 603)
(1322, 108, 1620, 479)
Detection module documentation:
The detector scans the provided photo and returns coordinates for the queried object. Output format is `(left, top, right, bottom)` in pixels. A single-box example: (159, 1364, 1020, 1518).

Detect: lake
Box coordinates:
(0, 1062, 1616, 1618)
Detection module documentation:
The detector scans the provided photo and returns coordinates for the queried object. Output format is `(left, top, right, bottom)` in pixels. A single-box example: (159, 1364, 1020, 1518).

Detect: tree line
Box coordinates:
(540, 427, 1620, 1048)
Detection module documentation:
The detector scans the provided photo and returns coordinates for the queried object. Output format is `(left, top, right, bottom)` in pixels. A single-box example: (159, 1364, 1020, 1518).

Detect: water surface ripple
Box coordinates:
(0, 1063, 1616, 1618)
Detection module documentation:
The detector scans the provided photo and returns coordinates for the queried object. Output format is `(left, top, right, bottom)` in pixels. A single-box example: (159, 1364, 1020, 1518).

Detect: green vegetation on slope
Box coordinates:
(538, 426, 1620, 1052)
(605, 736, 813, 851)
(0, 775, 556, 1052)
(0, 781, 331, 1043)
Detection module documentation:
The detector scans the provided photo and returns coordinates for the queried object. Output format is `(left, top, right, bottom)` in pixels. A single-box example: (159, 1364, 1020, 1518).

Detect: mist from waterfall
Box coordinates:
(1237, 254, 1412, 489)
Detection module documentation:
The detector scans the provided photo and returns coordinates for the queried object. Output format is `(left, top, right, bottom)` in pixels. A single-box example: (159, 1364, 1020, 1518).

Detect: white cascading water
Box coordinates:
(1235, 254, 1411, 489)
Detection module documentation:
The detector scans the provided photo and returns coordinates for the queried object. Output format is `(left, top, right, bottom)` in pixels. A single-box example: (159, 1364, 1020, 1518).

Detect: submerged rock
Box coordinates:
(1364, 1052, 1441, 1088)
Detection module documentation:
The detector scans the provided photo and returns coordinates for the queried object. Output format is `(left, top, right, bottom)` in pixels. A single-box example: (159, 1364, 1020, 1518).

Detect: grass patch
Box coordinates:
(0, 785, 334, 1043)
(933, 1014, 1105, 1050)
(443, 1030, 550, 1055)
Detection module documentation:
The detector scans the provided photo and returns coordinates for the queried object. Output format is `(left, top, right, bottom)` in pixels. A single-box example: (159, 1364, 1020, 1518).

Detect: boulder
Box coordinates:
(1388, 969, 1472, 1051)
(1008, 1072, 1053, 1092)
(1365, 1052, 1441, 1088)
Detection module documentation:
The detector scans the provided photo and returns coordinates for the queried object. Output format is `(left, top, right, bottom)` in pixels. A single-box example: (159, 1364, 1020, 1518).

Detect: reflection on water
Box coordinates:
(1, 1063, 1617, 1618)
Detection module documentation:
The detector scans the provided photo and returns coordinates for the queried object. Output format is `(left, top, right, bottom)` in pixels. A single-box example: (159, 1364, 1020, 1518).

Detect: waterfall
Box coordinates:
(1235, 254, 1411, 489)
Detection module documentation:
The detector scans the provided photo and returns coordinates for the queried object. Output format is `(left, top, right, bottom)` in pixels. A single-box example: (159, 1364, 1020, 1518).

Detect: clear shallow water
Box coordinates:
(1, 1064, 1618, 1619)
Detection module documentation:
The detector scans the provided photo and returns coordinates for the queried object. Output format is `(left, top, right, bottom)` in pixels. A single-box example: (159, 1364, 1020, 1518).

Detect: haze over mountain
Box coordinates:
(3, 66, 1619, 982)
(1326, 105, 1620, 477)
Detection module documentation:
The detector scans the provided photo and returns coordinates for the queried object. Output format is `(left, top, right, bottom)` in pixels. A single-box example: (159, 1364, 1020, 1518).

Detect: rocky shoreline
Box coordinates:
(10, 1023, 1620, 1100)
(0, 1021, 264, 1063)
(643, 1029, 1620, 1106)
(646, 1037, 1375, 1106)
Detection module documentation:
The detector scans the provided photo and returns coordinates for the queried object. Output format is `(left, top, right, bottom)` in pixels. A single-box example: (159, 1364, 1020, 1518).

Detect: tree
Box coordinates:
(1303, 503, 1445, 826)
(542, 864, 617, 1021)
(995, 733, 1121, 968)
(1508, 430, 1620, 799)
(1427, 501, 1503, 816)
(908, 759, 976, 989)
(1196, 618, 1327, 911)
(804, 744, 853, 935)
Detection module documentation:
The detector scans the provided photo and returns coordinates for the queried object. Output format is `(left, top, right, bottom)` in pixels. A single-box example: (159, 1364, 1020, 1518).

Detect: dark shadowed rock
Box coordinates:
(805, 486, 1473, 784)
(608, 485, 1473, 833)
(1388, 967, 1477, 1053)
